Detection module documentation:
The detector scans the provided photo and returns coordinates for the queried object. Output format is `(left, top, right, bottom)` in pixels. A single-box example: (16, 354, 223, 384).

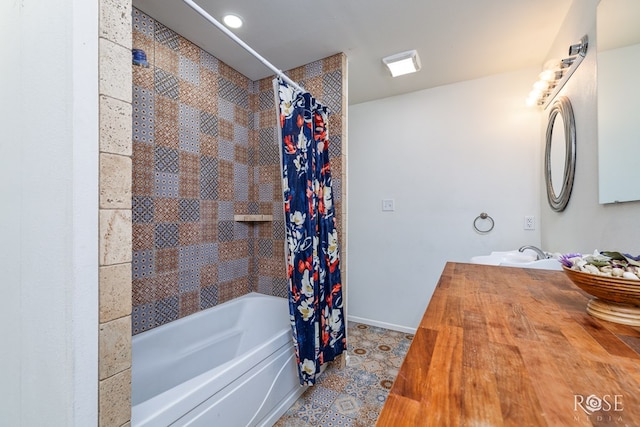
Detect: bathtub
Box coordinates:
(132, 292, 306, 426)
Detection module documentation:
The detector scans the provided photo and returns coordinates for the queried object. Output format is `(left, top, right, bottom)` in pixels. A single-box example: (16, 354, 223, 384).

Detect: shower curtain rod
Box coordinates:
(182, 0, 305, 94)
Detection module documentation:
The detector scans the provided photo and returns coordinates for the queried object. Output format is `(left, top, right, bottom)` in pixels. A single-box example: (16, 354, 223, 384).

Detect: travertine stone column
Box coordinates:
(98, 0, 133, 425)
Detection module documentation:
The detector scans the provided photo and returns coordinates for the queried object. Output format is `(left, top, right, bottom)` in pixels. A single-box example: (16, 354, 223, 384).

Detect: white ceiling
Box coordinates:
(132, 0, 574, 105)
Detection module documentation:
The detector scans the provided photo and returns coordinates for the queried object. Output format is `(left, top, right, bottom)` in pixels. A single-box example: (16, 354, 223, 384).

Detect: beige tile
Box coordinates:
(99, 0, 132, 49)
(99, 316, 132, 380)
(100, 153, 132, 209)
(100, 95, 132, 156)
(99, 368, 131, 427)
(99, 209, 132, 265)
(99, 38, 132, 103)
(99, 264, 132, 323)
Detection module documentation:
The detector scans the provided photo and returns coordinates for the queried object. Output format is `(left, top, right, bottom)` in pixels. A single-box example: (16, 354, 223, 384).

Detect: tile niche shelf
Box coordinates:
(233, 214, 274, 222)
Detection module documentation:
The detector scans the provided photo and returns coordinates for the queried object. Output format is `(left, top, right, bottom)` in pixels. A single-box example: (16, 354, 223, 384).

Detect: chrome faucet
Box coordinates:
(518, 245, 548, 260)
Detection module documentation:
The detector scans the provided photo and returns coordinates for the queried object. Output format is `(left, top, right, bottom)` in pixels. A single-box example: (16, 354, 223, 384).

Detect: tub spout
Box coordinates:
(518, 245, 549, 260)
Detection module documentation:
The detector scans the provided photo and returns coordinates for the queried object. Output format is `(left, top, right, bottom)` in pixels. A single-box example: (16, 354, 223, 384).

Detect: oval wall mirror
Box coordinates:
(544, 96, 576, 212)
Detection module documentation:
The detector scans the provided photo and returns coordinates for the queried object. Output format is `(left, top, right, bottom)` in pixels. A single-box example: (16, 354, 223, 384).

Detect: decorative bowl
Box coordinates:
(562, 266, 640, 326)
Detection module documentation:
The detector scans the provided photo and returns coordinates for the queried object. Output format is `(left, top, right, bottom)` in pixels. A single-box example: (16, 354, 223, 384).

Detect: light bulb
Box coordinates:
(533, 80, 549, 91)
(539, 70, 556, 82)
(223, 14, 243, 28)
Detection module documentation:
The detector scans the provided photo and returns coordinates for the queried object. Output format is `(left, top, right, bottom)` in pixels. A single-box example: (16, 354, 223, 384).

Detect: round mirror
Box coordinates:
(544, 96, 576, 212)
(549, 113, 567, 197)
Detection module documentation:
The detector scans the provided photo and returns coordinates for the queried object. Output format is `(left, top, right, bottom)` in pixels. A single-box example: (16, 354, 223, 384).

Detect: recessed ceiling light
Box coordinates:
(382, 50, 421, 77)
(223, 14, 243, 29)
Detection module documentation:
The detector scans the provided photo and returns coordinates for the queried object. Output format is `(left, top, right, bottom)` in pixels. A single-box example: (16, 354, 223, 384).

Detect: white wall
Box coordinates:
(0, 0, 98, 425)
(540, 0, 640, 253)
(597, 44, 640, 203)
(348, 69, 542, 331)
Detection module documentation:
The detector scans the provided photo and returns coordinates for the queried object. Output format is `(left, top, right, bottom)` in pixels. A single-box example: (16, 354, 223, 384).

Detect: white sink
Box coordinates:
(470, 250, 562, 271)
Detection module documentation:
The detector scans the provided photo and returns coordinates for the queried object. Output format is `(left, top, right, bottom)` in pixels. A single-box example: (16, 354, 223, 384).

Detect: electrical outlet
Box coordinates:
(382, 199, 395, 211)
(524, 216, 535, 230)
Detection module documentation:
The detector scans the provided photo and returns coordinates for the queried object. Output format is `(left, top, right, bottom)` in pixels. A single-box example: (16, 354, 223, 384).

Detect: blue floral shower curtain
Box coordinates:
(274, 78, 346, 385)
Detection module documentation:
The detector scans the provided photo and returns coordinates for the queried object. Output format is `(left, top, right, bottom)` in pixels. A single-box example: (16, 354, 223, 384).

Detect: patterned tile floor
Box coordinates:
(274, 322, 414, 427)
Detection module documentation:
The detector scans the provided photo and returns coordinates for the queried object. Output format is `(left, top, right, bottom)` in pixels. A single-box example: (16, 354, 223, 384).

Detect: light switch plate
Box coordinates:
(382, 199, 395, 211)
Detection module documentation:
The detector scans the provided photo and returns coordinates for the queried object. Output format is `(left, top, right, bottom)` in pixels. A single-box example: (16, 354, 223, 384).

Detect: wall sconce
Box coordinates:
(526, 35, 588, 108)
(382, 50, 421, 77)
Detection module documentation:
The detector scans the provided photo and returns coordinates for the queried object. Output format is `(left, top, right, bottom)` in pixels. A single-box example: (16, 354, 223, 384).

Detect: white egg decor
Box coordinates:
(561, 250, 640, 279)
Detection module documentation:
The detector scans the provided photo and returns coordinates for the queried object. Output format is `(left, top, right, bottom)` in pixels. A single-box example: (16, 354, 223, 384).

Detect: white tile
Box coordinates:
(100, 0, 132, 49)
(100, 95, 132, 156)
(99, 38, 132, 103)
(100, 153, 132, 209)
(99, 209, 132, 265)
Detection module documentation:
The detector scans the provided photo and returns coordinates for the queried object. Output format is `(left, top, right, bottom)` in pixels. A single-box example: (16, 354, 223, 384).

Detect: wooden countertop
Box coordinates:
(377, 262, 640, 426)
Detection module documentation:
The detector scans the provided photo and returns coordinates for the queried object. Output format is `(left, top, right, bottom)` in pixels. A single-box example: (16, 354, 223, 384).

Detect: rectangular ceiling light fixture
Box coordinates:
(382, 50, 421, 77)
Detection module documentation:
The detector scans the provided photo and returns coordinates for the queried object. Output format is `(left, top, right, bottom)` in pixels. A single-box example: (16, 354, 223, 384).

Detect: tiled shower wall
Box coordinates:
(131, 8, 347, 334)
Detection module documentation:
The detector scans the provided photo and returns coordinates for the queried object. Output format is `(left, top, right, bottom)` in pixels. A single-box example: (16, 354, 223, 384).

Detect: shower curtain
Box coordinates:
(274, 78, 346, 386)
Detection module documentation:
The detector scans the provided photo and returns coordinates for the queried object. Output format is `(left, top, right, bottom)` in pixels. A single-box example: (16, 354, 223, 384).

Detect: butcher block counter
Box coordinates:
(377, 262, 640, 426)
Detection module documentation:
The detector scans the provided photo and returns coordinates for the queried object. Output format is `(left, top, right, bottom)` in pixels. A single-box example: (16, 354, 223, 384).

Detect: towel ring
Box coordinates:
(473, 212, 494, 234)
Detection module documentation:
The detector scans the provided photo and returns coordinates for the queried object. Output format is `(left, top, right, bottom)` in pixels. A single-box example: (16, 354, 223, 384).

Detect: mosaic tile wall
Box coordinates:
(131, 8, 346, 334)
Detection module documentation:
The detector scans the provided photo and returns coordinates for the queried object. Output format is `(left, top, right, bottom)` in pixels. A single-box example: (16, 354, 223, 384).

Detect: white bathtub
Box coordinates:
(132, 292, 306, 426)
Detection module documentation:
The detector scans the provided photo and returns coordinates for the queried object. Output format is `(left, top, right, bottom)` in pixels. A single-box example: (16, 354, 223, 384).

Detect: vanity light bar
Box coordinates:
(526, 35, 589, 108)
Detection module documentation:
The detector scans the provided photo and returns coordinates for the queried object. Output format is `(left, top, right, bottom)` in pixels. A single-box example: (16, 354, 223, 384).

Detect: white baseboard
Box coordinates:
(347, 315, 417, 334)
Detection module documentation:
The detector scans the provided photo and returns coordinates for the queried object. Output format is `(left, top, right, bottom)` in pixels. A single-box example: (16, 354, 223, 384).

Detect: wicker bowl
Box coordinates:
(562, 266, 640, 306)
